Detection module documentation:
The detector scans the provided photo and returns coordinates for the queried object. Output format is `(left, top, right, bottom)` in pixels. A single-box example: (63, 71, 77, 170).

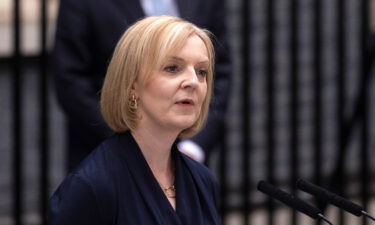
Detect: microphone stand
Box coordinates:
(362, 211, 375, 222)
(318, 214, 334, 225)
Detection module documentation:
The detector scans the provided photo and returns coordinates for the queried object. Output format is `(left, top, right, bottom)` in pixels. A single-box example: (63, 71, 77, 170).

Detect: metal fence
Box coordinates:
(8, 0, 50, 224)
(217, 0, 375, 224)
(0, 0, 374, 225)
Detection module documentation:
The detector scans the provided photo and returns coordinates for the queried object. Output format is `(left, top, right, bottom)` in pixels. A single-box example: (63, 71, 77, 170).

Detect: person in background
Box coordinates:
(49, 16, 221, 225)
(53, 0, 231, 170)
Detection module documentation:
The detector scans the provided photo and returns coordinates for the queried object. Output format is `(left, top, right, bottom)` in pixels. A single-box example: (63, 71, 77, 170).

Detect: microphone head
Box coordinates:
(296, 179, 363, 216)
(257, 180, 322, 219)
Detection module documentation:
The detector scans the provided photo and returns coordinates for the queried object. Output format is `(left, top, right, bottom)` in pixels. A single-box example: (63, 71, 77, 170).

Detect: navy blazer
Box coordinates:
(49, 132, 221, 225)
(53, 0, 232, 166)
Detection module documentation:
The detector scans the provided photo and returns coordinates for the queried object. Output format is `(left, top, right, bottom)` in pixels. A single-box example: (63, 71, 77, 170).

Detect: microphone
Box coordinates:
(257, 180, 334, 225)
(296, 179, 375, 221)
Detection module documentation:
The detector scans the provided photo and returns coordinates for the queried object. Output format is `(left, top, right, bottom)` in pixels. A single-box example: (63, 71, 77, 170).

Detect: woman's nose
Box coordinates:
(181, 68, 199, 89)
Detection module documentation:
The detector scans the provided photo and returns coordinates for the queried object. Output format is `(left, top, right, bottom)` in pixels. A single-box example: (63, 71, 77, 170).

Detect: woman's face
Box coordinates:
(134, 34, 209, 134)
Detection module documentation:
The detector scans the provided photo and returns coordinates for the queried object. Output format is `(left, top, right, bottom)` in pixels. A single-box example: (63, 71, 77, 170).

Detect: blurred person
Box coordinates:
(53, 0, 232, 170)
(49, 16, 220, 225)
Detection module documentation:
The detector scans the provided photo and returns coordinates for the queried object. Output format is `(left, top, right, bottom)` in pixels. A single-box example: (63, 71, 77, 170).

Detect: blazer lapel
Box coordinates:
(179, 154, 220, 224)
(117, 132, 182, 225)
(174, 151, 205, 225)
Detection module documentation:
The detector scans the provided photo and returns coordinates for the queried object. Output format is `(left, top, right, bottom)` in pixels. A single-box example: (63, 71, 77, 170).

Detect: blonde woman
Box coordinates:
(49, 16, 220, 225)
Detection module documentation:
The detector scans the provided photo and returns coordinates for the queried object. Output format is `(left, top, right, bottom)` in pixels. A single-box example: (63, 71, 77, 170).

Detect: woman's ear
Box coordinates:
(130, 80, 139, 97)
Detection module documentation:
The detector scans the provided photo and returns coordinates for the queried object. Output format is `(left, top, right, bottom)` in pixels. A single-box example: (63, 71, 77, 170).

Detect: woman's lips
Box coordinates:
(176, 99, 195, 106)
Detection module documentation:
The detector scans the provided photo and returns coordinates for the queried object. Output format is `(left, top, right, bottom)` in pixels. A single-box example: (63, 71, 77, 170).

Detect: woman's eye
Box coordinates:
(197, 69, 208, 77)
(164, 65, 179, 73)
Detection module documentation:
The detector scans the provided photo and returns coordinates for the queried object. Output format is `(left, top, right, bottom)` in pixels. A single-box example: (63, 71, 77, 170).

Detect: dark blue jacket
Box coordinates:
(49, 132, 220, 225)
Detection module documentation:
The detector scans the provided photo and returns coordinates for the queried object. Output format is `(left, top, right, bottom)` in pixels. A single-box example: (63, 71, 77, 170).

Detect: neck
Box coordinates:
(131, 124, 179, 204)
(131, 125, 178, 176)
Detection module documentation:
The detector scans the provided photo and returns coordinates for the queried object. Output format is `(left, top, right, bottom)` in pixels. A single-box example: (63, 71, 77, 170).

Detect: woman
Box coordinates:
(49, 16, 220, 225)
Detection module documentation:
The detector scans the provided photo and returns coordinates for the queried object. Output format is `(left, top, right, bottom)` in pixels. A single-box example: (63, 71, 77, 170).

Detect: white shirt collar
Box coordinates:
(140, 0, 179, 16)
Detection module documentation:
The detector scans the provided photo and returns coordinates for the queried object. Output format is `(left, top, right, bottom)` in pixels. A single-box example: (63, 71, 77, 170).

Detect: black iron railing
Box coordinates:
(3, 0, 374, 225)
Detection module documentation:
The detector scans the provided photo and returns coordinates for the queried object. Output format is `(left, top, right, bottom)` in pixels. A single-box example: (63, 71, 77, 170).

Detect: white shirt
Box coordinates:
(140, 0, 179, 16)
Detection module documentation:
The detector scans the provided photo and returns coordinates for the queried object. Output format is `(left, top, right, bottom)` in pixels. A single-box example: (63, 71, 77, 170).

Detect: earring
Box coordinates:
(129, 94, 138, 111)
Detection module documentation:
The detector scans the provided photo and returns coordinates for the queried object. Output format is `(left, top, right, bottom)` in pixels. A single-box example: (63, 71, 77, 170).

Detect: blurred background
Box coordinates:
(0, 0, 374, 225)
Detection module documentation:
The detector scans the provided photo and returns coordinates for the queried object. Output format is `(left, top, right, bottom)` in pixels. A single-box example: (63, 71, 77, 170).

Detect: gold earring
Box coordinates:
(129, 94, 138, 111)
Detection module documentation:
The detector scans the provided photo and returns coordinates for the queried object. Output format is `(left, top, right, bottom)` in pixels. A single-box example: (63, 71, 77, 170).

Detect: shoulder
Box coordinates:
(49, 172, 105, 225)
(68, 133, 137, 196)
(73, 136, 116, 179)
(49, 135, 125, 224)
(180, 153, 218, 192)
(70, 134, 126, 193)
(179, 153, 220, 208)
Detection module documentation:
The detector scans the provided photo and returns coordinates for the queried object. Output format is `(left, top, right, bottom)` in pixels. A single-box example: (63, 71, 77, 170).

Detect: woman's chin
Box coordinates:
(174, 118, 198, 130)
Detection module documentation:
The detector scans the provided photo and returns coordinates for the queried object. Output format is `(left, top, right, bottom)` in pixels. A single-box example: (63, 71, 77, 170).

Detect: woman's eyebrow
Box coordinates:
(167, 56, 185, 62)
(196, 61, 209, 65)
(167, 56, 209, 64)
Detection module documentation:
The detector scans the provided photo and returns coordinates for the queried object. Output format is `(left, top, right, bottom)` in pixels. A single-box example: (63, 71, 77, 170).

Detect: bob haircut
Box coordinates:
(100, 16, 215, 139)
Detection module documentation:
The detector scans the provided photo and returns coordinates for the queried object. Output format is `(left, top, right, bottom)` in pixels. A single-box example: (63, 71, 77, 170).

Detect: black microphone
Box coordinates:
(257, 180, 334, 225)
(296, 179, 375, 221)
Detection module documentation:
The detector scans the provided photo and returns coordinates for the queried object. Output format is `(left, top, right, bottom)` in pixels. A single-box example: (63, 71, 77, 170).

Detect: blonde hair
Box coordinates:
(100, 16, 215, 138)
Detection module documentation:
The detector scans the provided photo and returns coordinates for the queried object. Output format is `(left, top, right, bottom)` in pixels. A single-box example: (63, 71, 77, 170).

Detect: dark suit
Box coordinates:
(49, 132, 220, 225)
(53, 0, 232, 170)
